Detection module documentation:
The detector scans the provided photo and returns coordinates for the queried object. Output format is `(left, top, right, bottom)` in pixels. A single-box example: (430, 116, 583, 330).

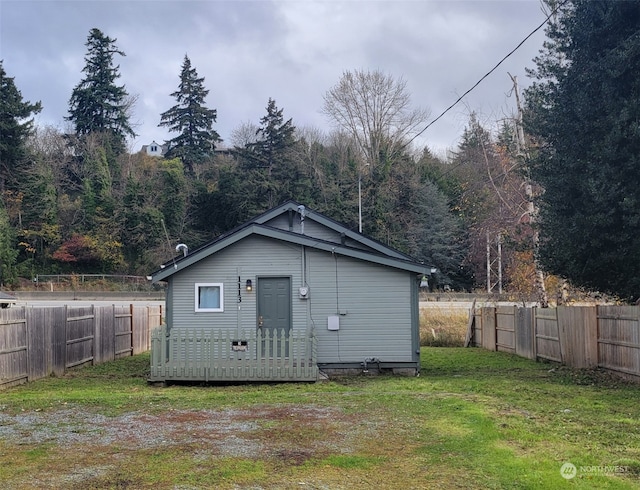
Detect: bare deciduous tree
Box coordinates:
(230, 121, 259, 148)
(321, 69, 430, 169)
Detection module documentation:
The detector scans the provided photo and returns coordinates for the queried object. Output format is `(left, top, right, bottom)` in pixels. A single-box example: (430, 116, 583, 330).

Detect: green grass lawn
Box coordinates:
(1, 348, 639, 489)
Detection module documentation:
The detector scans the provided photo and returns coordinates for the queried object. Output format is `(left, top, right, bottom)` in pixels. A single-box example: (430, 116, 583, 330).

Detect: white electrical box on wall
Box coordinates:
(327, 315, 340, 331)
(299, 286, 309, 299)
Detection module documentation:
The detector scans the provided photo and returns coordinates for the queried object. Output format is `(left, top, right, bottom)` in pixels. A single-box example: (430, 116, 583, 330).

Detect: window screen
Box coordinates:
(195, 283, 224, 312)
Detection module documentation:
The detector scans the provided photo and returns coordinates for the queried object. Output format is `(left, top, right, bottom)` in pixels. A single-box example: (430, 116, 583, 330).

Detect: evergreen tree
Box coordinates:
(67, 28, 135, 153)
(231, 98, 300, 212)
(376, 150, 469, 289)
(20, 150, 59, 246)
(525, 0, 640, 301)
(0, 200, 18, 286)
(247, 98, 295, 172)
(159, 55, 220, 175)
(0, 62, 42, 191)
(81, 141, 114, 224)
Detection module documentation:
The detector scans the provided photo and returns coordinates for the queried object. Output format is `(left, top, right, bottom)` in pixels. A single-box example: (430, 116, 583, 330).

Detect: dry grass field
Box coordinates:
(419, 307, 469, 347)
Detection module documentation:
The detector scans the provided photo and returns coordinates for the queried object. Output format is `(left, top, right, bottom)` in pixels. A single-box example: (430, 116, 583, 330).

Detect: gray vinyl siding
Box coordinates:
(166, 236, 415, 364)
(264, 215, 375, 251)
(167, 235, 308, 336)
(305, 249, 414, 363)
(263, 214, 299, 233)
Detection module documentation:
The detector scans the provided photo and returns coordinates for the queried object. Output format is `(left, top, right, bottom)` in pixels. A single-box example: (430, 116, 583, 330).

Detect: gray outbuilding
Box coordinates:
(149, 201, 431, 382)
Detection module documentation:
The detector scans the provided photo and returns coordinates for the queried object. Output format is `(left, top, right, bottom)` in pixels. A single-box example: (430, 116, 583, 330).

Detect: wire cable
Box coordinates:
(403, 0, 569, 150)
(161, 219, 178, 270)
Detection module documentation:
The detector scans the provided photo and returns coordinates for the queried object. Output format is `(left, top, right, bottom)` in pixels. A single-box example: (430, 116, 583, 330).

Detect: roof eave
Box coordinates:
(150, 224, 430, 282)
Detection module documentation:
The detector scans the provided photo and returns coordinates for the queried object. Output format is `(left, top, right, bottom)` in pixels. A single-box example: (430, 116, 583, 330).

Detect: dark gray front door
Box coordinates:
(257, 277, 291, 356)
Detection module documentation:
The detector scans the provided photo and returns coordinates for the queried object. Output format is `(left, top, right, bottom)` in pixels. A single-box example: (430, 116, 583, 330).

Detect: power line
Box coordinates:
(404, 0, 568, 150)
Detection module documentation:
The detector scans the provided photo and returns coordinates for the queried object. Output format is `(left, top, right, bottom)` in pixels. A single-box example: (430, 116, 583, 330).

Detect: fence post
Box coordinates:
(90, 305, 96, 365)
(25, 308, 31, 381)
(531, 307, 537, 360)
(130, 303, 134, 356)
(557, 306, 568, 364)
(473, 307, 483, 347)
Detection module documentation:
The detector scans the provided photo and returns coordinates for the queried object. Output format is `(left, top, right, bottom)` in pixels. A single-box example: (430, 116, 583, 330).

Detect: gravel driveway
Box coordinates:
(1, 403, 374, 489)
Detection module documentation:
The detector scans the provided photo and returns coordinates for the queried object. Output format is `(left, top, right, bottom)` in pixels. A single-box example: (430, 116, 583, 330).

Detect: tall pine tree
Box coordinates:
(525, 0, 640, 301)
(0, 62, 42, 192)
(67, 28, 135, 154)
(0, 201, 18, 286)
(159, 55, 220, 175)
(248, 98, 296, 173)
(243, 98, 300, 208)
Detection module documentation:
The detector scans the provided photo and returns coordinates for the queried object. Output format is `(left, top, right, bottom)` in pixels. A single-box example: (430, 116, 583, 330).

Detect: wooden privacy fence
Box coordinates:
(0, 304, 162, 389)
(471, 305, 640, 380)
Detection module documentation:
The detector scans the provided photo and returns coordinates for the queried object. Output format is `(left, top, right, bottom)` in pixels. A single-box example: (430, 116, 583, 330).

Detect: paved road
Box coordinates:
(420, 300, 538, 313)
(12, 299, 165, 308)
(11, 299, 528, 310)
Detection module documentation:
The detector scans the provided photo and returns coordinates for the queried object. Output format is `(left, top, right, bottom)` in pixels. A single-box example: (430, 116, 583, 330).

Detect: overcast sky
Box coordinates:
(1, 0, 549, 156)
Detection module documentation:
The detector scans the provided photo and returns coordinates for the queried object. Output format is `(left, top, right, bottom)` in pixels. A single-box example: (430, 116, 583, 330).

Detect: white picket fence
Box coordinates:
(150, 326, 318, 382)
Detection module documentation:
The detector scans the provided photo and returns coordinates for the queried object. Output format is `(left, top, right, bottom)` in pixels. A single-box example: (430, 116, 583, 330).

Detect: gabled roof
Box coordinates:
(151, 201, 431, 282)
(253, 201, 413, 260)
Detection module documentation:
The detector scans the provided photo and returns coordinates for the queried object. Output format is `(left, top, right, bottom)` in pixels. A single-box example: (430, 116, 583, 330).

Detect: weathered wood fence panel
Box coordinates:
(598, 305, 640, 377)
(0, 308, 28, 388)
(114, 306, 134, 359)
(94, 306, 113, 365)
(51, 307, 67, 376)
(515, 307, 535, 360)
(557, 307, 598, 369)
(495, 306, 516, 354)
(27, 308, 56, 381)
(133, 306, 151, 354)
(481, 308, 496, 352)
(472, 305, 640, 381)
(0, 304, 162, 389)
(534, 308, 562, 363)
(66, 306, 95, 369)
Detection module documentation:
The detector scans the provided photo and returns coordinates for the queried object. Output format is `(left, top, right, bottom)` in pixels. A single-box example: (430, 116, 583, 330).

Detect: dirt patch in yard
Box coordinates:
(1, 404, 377, 488)
(0, 404, 363, 454)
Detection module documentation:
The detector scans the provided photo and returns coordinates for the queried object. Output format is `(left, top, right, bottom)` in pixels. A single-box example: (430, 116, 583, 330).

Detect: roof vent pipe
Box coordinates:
(176, 243, 189, 257)
(297, 205, 306, 235)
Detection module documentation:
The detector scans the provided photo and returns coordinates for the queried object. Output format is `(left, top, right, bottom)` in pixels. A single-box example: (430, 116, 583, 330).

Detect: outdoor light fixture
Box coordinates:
(245, 279, 253, 291)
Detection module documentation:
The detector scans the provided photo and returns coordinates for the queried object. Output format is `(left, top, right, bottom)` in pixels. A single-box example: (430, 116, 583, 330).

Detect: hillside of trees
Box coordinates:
(2, 0, 640, 302)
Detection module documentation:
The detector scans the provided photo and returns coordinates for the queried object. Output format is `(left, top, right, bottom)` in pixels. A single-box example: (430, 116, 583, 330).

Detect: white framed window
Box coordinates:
(195, 283, 224, 312)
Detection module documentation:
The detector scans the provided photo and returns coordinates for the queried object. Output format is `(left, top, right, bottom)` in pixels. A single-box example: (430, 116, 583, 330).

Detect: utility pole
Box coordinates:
(487, 231, 491, 294)
(497, 235, 502, 294)
(358, 173, 363, 233)
(358, 162, 369, 233)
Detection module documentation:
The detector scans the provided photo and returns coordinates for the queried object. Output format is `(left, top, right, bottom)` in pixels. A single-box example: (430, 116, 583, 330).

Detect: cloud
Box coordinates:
(1, 0, 548, 154)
